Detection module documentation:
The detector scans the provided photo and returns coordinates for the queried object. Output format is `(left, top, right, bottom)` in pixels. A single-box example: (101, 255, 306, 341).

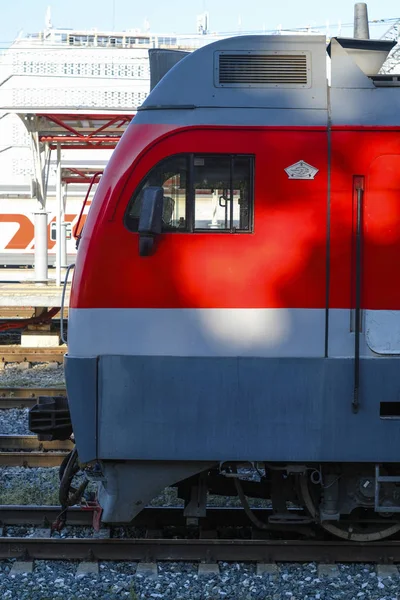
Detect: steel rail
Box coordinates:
(0, 435, 71, 466)
(0, 505, 92, 526)
(0, 388, 66, 409)
(0, 308, 68, 320)
(1, 506, 400, 562)
(1, 536, 400, 562)
(0, 451, 68, 467)
(0, 505, 278, 528)
(0, 435, 72, 451)
(0, 505, 393, 530)
(0, 346, 66, 364)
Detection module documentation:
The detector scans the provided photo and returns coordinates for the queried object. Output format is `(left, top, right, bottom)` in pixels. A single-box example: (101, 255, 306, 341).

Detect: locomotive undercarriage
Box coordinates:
(60, 458, 400, 542)
(28, 395, 400, 540)
(29, 395, 400, 541)
(175, 462, 400, 542)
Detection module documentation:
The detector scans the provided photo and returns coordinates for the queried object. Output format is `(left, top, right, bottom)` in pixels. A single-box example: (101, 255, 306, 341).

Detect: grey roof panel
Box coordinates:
(141, 35, 328, 112)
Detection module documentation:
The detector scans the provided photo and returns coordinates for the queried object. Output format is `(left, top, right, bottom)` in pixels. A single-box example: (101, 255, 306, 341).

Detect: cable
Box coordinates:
(59, 447, 88, 508)
(233, 476, 270, 530)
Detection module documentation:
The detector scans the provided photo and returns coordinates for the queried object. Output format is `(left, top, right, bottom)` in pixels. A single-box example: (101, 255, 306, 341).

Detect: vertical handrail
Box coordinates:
(60, 263, 75, 345)
(352, 177, 364, 414)
(73, 172, 102, 247)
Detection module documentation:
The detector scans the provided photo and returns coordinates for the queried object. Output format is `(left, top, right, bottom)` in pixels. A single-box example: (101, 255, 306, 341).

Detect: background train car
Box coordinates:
(0, 195, 94, 267)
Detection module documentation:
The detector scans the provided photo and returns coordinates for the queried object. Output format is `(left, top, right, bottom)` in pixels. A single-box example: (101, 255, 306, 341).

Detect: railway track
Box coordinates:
(0, 505, 400, 562)
(0, 505, 293, 528)
(0, 346, 66, 365)
(3, 537, 400, 562)
(0, 387, 65, 409)
(0, 435, 71, 467)
(0, 435, 72, 451)
(0, 307, 68, 320)
(0, 389, 69, 465)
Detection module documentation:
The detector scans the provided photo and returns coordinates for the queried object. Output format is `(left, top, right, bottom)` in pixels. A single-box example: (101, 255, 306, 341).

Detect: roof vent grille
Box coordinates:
(215, 51, 310, 88)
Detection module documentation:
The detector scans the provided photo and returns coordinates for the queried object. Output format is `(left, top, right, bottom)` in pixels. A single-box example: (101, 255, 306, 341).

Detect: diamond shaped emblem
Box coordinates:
(284, 160, 318, 180)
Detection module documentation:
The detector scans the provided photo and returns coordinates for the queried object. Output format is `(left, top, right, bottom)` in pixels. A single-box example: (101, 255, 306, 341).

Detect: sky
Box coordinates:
(0, 0, 398, 45)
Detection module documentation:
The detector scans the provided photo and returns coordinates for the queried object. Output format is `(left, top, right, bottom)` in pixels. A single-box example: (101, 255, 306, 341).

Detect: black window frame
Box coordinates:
(124, 152, 254, 234)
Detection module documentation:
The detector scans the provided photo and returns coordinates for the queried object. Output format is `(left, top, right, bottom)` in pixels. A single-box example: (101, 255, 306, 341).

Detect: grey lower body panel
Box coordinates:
(66, 354, 400, 464)
(64, 355, 97, 463)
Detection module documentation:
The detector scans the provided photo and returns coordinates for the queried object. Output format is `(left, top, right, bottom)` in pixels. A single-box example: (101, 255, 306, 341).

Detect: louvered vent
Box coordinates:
(215, 51, 310, 88)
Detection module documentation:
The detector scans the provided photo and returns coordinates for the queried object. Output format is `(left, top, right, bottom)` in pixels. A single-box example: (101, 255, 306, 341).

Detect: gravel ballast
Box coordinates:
(0, 467, 60, 505)
(0, 408, 30, 435)
(0, 560, 398, 600)
(0, 364, 65, 387)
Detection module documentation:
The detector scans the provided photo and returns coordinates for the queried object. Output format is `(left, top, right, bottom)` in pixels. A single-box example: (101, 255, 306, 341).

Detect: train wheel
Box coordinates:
(298, 472, 400, 542)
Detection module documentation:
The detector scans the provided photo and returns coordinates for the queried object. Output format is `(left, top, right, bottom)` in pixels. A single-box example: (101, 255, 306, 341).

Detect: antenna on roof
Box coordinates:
(45, 6, 53, 30)
(354, 3, 370, 39)
(196, 12, 209, 35)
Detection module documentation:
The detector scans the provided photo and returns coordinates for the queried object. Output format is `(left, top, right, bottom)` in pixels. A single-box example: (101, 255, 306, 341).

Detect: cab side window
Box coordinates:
(125, 153, 253, 233)
(194, 155, 251, 231)
(125, 155, 188, 232)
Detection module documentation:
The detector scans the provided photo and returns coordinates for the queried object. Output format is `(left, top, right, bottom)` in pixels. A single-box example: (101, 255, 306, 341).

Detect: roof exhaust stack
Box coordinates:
(148, 49, 190, 91)
(327, 2, 395, 78)
(354, 3, 370, 39)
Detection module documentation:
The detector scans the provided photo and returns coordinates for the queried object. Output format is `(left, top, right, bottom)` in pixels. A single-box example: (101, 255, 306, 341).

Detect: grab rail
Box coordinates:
(73, 172, 102, 249)
(352, 176, 364, 414)
(60, 263, 75, 345)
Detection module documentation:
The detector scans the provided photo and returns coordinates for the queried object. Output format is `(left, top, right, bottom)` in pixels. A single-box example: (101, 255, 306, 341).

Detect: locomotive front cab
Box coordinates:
(63, 118, 331, 526)
(33, 29, 400, 541)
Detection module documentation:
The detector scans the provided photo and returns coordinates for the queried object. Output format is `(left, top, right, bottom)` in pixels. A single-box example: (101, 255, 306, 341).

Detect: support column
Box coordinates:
(60, 223, 68, 268)
(60, 182, 67, 269)
(55, 143, 62, 287)
(34, 211, 48, 284)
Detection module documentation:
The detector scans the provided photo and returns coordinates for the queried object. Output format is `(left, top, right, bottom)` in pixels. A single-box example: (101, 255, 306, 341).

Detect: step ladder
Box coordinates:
(375, 465, 400, 512)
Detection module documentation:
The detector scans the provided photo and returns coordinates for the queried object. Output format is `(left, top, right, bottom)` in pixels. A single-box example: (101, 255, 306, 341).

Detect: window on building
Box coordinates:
(125, 154, 253, 233)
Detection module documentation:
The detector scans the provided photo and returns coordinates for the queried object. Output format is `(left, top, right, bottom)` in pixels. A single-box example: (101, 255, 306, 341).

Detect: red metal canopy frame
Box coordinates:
(36, 113, 135, 149)
(61, 167, 103, 185)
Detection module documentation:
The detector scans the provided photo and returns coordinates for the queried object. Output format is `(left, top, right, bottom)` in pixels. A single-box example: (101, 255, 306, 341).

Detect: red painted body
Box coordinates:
(71, 123, 400, 311)
(330, 130, 400, 310)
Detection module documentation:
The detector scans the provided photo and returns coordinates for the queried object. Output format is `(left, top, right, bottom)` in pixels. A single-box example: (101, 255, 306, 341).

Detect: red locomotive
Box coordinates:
(30, 22, 400, 541)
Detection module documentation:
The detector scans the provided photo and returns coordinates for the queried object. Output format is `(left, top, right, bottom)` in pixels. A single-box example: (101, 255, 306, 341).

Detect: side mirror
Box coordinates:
(138, 186, 164, 256)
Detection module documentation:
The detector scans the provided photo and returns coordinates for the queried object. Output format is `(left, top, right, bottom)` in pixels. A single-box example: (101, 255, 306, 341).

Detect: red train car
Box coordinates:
(31, 31, 400, 541)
